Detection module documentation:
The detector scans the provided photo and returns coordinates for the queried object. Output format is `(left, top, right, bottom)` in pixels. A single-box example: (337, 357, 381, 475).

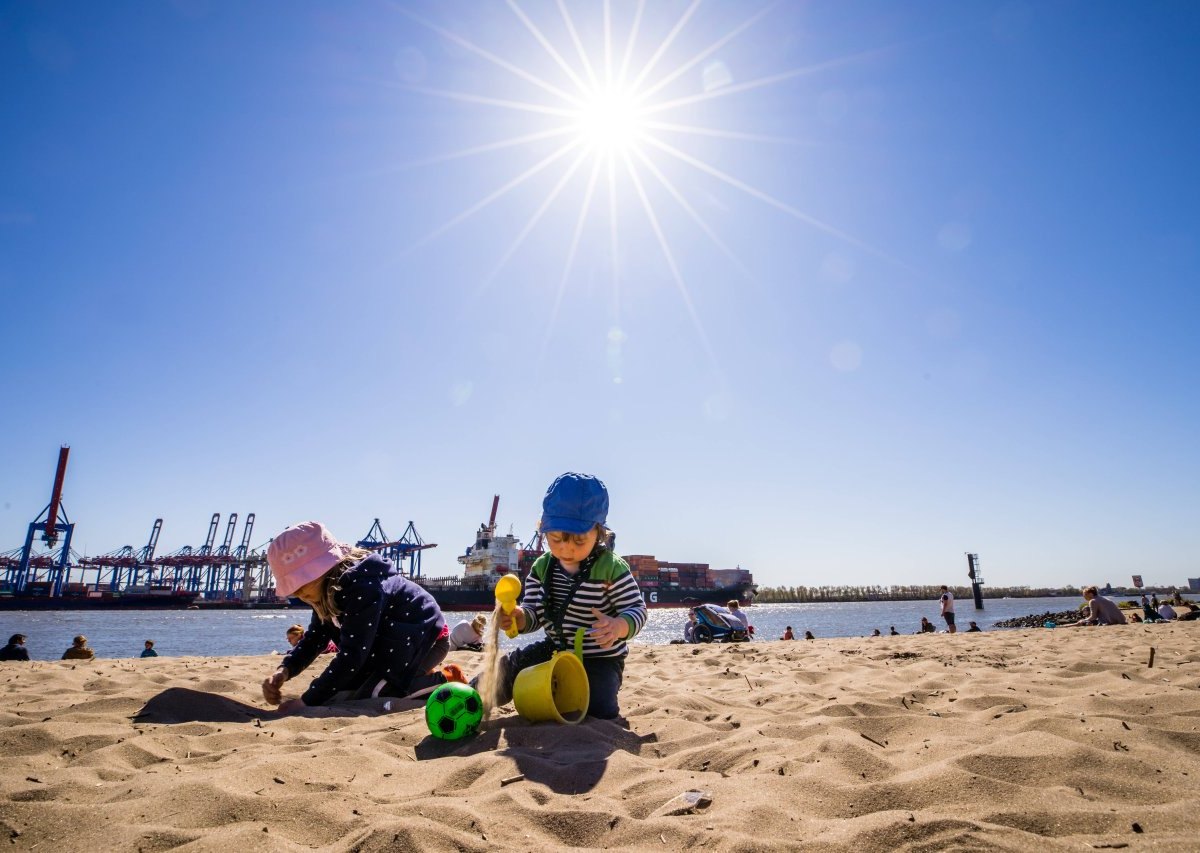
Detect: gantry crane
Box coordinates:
(8, 446, 75, 596)
(76, 518, 164, 591)
(356, 519, 437, 579)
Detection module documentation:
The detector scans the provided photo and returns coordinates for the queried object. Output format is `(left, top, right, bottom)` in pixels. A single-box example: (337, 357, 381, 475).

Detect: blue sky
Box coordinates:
(2, 1, 1197, 590)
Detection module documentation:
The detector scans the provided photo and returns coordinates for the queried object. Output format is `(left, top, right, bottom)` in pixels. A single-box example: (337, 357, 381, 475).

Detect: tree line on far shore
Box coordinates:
(751, 584, 1190, 604)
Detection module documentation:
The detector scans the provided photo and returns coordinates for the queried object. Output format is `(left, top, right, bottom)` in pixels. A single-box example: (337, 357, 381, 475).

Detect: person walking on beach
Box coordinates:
(1071, 585, 1126, 626)
(939, 585, 957, 633)
(479, 473, 647, 720)
(261, 521, 464, 713)
(62, 635, 95, 660)
(0, 634, 30, 661)
(140, 640, 158, 658)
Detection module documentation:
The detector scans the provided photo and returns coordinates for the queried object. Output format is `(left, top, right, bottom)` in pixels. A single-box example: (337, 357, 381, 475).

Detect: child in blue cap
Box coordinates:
(484, 472, 647, 719)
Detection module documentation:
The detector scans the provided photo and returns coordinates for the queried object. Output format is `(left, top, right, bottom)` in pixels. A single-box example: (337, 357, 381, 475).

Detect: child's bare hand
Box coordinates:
(588, 608, 629, 649)
(276, 697, 307, 715)
(262, 668, 288, 705)
(498, 607, 526, 634)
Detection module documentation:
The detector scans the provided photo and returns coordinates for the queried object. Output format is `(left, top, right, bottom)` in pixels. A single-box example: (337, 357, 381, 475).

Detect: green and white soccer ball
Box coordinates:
(425, 683, 484, 740)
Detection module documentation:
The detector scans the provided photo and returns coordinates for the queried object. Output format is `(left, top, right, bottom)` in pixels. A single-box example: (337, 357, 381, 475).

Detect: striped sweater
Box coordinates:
(519, 549, 647, 658)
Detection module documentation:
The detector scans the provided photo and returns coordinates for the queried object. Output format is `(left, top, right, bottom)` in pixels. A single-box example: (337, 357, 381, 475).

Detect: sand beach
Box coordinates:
(2, 622, 1199, 851)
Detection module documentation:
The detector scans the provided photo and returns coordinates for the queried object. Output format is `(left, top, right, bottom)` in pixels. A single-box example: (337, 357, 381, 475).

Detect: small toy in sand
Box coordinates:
(425, 683, 484, 740)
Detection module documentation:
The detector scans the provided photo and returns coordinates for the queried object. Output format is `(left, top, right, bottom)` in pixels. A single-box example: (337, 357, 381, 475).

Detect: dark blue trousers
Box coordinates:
(484, 638, 626, 720)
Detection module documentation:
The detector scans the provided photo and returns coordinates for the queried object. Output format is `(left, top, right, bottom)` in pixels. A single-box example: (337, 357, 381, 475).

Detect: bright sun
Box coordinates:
(571, 87, 643, 155)
(399, 2, 896, 368)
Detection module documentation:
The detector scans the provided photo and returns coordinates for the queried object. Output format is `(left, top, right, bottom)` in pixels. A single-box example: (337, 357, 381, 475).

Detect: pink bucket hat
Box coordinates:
(267, 521, 351, 597)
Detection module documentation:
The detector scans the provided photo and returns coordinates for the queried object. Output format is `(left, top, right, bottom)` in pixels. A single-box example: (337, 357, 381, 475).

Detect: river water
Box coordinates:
(0, 596, 1088, 662)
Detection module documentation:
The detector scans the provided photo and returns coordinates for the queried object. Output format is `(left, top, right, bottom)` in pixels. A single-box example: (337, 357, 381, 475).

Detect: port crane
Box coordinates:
(204, 513, 240, 597)
(0, 450, 431, 606)
(6, 446, 76, 596)
(356, 519, 437, 579)
(76, 518, 163, 591)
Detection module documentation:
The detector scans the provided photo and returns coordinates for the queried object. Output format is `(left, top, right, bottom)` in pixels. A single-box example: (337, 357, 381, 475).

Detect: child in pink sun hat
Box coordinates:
(261, 521, 464, 712)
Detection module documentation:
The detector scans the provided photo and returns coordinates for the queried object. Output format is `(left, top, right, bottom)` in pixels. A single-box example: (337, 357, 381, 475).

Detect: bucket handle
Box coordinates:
(573, 626, 585, 661)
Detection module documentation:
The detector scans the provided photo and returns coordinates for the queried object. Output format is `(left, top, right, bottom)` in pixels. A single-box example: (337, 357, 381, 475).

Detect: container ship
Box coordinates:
(416, 497, 756, 611)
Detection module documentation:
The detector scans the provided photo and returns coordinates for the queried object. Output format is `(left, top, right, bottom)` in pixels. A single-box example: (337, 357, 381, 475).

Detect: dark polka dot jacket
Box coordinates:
(281, 553, 447, 705)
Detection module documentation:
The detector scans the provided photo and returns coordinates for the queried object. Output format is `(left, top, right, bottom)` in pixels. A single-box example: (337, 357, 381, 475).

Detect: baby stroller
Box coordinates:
(691, 604, 750, 643)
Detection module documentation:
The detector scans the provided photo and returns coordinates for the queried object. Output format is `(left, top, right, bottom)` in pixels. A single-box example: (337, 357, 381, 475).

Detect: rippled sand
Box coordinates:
(2, 623, 1199, 851)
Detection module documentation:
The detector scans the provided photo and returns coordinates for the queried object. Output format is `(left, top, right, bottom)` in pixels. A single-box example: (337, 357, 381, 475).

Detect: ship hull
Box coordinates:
(0, 594, 198, 610)
(418, 581, 756, 612)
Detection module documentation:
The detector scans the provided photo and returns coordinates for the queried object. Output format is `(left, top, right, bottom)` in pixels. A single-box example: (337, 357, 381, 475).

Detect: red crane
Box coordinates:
(43, 446, 70, 548)
(10, 445, 76, 596)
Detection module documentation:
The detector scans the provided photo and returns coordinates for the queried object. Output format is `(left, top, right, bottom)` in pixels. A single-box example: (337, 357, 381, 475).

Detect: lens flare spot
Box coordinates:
(394, 47, 428, 83)
(829, 341, 862, 372)
(704, 393, 732, 421)
(926, 308, 962, 339)
(702, 61, 733, 92)
(937, 222, 972, 253)
(821, 251, 855, 283)
(450, 381, 473, 407)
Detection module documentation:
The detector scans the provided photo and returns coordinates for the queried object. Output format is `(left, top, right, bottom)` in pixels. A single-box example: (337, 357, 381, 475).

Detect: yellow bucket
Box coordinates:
(512, 650, 590, 724)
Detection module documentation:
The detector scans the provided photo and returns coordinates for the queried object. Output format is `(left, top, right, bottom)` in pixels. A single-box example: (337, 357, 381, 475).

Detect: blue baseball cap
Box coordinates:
(540, 472, 609, 534)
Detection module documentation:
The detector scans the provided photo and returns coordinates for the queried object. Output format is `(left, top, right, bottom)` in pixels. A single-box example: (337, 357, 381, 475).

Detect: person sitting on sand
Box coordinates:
(780, 626, 794, 641)
(966, 621, 982, 632)
(1140, 596, 1163, 622)
(0, 634, 30, 662)
(477, 473, 648, 720)
(919, 617, 936, 633)
(286, 623, 337, 655)
(871, 628, 881, 637)
(62, 635, 95, 660)
(285, 624, 305, 647)
(1157, 602, 1178, 621)
(1071, 585, 1126, 626)
(889, 626, 899, 635)
(448, 615, 488, 651)
(726, 599, 750, 632)
(261, 521, 464, 713)
(683, 609, 698, 643)
(140, 640, 158, 658)
(804, 630, 815, 641)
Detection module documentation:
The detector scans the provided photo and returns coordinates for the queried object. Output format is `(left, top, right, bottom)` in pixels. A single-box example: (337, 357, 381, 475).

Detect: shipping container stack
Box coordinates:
(624, 554, 662, 589)
(658, 561, 711, 589)
(709, 567, 752, 587)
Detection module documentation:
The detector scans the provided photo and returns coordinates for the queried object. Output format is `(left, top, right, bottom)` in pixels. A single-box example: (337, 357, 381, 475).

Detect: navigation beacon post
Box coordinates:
(966, 552, 985, 609)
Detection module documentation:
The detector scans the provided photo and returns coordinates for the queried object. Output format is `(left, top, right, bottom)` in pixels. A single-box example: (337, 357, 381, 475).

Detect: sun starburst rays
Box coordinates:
(396, 1, 898, 375)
